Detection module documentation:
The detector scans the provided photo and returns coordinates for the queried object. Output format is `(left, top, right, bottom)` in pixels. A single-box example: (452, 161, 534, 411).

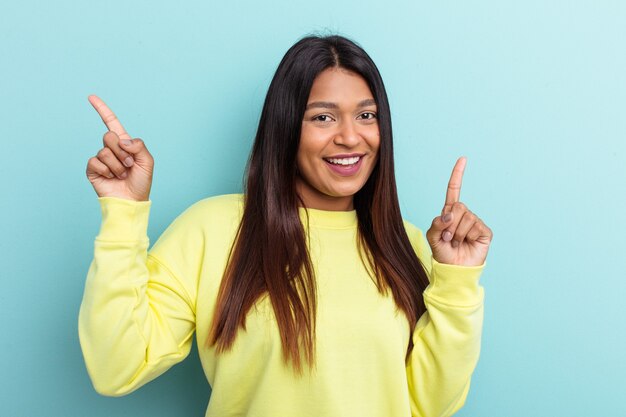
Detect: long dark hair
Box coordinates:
(208, 35, 430, 373)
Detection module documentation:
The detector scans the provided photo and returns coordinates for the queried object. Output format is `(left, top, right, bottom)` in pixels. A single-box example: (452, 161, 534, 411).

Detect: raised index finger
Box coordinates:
(88, 95, 131, 140)
(444, 156, 467, 210)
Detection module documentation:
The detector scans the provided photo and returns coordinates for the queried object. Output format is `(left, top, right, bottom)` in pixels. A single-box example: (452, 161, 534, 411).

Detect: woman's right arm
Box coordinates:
(79, 96, 196, 396)
(79, 198, 197, 396)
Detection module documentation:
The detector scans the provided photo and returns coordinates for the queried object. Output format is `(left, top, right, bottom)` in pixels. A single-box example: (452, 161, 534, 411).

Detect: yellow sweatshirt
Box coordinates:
(79, 194, 485, 417)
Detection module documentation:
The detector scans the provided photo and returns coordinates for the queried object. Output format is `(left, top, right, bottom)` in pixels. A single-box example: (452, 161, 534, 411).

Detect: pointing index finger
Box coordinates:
(443, 156, 467, 212)
(88, 95, 131, 140)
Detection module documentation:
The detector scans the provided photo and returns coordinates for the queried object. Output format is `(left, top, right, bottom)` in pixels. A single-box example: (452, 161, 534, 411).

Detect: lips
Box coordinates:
(323, 155, 364, 176)
(325, 156, 361, 166)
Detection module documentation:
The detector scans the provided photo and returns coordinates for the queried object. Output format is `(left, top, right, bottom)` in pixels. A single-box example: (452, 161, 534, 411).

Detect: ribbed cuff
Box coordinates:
(425, 257, 485, 306)
(96, 197, 152, 241)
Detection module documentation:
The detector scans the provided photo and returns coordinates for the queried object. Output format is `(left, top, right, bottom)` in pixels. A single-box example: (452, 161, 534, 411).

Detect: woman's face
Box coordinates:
(296, 67, 380, 211)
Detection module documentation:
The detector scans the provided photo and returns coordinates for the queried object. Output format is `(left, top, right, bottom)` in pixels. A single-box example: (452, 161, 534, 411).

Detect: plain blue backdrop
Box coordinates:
(1, 1, 624, 416)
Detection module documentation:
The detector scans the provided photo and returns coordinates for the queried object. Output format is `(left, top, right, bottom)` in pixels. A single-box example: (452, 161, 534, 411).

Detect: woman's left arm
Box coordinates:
(406, 157, 493, 417)
(426, 157, 493, 268)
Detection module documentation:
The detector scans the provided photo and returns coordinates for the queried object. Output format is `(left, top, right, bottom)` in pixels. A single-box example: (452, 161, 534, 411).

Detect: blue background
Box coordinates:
(1, 1, 624, 416)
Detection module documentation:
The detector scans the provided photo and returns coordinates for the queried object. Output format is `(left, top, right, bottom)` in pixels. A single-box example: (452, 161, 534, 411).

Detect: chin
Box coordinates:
(326, 184, 364, 198)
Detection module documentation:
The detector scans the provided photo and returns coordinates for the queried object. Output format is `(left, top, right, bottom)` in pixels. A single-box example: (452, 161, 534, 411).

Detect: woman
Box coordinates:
(80, 35, 492, 417)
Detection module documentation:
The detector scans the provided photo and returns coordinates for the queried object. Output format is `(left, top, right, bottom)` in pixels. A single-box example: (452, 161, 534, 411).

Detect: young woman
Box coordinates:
(80, 35, 493, 417)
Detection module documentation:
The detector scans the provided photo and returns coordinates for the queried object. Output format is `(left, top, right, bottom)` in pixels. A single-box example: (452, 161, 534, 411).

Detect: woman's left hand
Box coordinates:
(426, 157, 493, 266)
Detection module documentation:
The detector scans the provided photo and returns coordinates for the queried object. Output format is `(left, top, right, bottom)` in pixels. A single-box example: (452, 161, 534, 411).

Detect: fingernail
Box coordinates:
(124, 157, 134, 167)
(121, 140, 132, 146)
(452, 240, 459, 248)
(442, 213, 452, 223)
(443, 231, 453, 242)
(120, 171, 127, 179)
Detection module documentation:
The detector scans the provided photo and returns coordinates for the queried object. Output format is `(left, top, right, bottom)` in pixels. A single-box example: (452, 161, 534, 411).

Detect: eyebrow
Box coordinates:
(305, 98, 376, 110)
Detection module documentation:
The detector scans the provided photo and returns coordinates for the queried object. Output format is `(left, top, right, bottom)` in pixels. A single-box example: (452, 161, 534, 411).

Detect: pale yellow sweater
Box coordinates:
(79, 194, 485, 417)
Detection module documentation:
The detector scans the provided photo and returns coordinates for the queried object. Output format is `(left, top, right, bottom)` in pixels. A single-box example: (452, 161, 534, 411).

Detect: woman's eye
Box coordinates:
(359, 112, 377, 120)
(313, 115, 333, 122)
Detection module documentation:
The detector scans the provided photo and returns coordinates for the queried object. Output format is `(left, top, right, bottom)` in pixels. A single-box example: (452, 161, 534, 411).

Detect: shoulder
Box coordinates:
(162, 193, 244, 237)
(184, 193, 244, 219)
(402, 219, 425, 243)
(402, 219, 432, 265)
(149, 194, 244, 259)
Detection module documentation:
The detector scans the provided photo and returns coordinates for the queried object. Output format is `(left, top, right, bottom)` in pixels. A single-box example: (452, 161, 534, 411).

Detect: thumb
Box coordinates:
(119, 138, 153, 166)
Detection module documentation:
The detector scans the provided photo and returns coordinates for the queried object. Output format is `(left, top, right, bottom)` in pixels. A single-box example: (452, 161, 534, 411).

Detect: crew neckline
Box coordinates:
(298, 206, 358, 229)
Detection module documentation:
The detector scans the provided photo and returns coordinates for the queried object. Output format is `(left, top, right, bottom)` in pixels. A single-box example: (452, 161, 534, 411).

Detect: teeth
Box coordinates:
(326, 156, 360, 165)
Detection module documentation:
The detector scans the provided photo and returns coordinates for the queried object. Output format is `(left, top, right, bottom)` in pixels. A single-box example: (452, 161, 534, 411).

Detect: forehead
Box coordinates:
(307, 67, 374, 104)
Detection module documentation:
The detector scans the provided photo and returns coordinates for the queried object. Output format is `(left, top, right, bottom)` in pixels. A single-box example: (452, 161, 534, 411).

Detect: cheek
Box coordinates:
(295, 153, 308, 180)
(367, 134, 381, 172)
(295, 138, 318, 176)
(297, 129, 327, 166)
(372, 127, 381, 145)
(368, 130, 381, 155)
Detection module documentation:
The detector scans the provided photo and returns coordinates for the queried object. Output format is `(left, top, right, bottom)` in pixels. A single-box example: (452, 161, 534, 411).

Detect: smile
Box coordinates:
(324, 156, 361, 166)
(323, 155, 364, 176)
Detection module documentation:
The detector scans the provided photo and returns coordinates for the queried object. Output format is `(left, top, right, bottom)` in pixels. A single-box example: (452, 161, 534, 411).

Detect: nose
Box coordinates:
(333, 120, 360, 147)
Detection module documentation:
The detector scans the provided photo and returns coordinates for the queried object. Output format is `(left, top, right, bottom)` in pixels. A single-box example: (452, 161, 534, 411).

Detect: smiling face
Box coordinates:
(296, 67, 380, 211)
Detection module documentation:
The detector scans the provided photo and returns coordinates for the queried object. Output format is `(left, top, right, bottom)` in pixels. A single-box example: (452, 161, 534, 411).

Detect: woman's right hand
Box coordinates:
(86, 95, 154, 201)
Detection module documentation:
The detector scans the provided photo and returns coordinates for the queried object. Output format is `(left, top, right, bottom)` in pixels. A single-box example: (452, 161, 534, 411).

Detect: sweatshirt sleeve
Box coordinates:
(404, 222, 485, 417)
(78, 197, 198, 397)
